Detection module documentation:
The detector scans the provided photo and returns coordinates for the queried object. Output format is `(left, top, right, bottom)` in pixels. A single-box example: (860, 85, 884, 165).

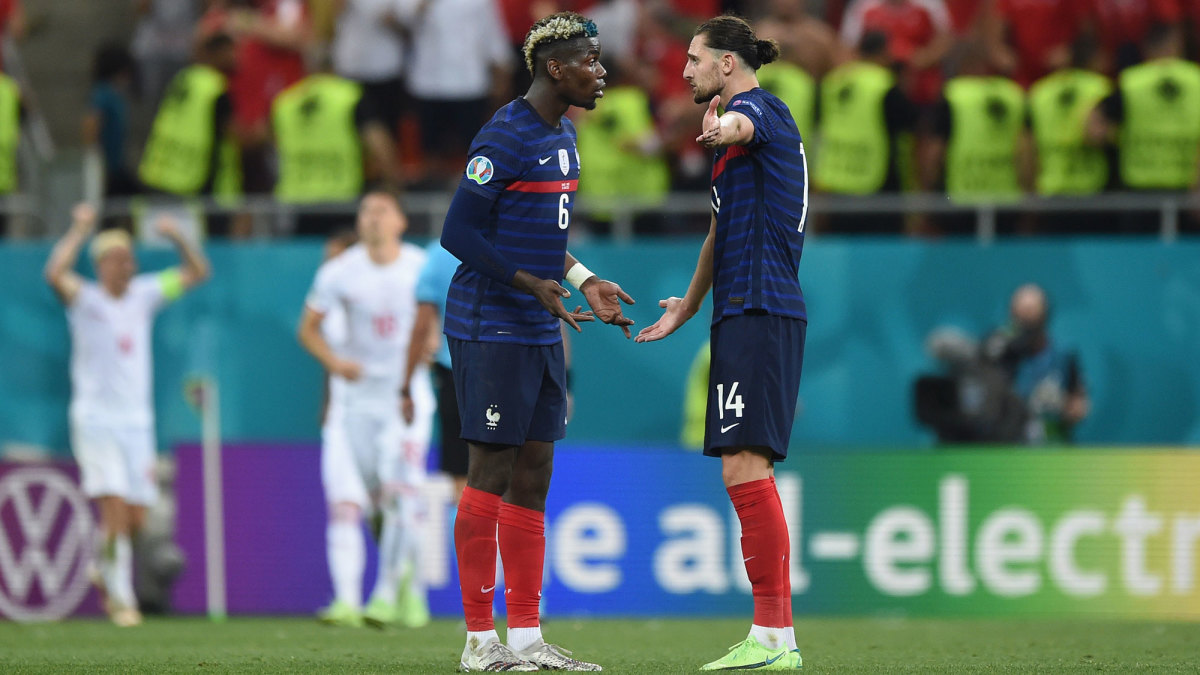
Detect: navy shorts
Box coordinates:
(448, 338, 568, 447)
(704, 313, 807, 461)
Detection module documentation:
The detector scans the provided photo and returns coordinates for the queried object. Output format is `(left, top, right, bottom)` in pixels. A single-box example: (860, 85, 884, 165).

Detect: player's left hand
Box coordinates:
(567, 305, 596, 325)
(580, 278, 636, 339)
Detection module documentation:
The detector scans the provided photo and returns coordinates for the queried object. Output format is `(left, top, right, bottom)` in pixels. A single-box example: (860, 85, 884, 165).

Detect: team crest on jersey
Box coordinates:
(466, 156, 494, 185)
(558, 148, 570, 176)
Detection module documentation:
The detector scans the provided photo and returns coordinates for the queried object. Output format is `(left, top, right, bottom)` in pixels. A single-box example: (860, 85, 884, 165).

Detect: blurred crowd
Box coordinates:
(4, 0, 1200, 236)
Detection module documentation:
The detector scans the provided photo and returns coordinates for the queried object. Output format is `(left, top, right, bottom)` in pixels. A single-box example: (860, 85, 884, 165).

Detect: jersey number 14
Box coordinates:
(715, 381, 745, 420)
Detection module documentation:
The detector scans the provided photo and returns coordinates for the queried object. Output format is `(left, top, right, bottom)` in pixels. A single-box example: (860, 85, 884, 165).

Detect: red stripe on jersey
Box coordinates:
(506, 179, 578, 193)
(711, 145, 749, 180)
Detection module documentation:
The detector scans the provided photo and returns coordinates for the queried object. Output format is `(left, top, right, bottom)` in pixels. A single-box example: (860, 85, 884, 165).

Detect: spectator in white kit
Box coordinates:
(43, 204, 211, 627)
(403, 0, 513, 186)
(132, 0, 200, 107)
(332, 0, 413, 136)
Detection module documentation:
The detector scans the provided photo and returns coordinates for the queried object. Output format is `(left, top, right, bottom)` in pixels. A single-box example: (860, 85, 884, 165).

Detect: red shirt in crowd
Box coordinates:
(202, 0, 309, 132)
(994, 0, 1088, 87)
(946, 0, 986, 34)
(841, 0, 952, 104)
(1089, 0, 1182, 55)
(0, 0, 23, 70)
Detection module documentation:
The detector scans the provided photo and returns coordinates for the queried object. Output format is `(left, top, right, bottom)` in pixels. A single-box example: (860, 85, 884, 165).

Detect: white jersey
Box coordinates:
(67, 274, 170, 427)
(306, 242, 428, 409)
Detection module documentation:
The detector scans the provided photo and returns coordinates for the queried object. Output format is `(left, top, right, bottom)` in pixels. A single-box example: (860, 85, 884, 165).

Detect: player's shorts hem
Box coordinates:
(702, 444, 787, 462)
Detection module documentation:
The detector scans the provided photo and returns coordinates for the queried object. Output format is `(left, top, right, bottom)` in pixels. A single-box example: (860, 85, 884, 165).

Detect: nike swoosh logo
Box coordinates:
(538, 156, 552, 164)
(481, 585, 495, 593)
(743, 556, 755, 562)
(764, 653, 785, 665)
(721, 423, 740, 433)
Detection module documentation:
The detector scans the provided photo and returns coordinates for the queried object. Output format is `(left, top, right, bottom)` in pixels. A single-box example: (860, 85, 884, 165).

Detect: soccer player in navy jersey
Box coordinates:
(439, 11, 634, 673)
(637, 15, 808, 671)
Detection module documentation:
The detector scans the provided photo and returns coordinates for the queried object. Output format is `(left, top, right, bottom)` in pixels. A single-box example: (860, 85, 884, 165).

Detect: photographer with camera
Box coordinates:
(916, 283, 1089, 446)
(984, 283, 1090, 444)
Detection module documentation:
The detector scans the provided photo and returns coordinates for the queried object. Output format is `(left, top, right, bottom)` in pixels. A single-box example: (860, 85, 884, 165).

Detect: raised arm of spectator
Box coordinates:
(981, 3, 1017, 75)
(43, 203, 96, 305)
(155, 217, 212, 290)
(230, 2, 312, 52)
(6, 0, 26, 41)
(909, 3, 953, 71)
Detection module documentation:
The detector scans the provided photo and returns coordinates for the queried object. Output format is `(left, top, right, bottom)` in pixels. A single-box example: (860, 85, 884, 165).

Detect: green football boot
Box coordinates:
(363, 596, 398, 628)
(317, 599, 364, 627)
(394, 567, 431, 628)
(396, 587, 430, 628)
(700, 636, 802, 670)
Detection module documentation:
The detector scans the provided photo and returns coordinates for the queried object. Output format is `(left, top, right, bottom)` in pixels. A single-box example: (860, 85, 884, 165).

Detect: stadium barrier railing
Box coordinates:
(5, 190, 1200, 242)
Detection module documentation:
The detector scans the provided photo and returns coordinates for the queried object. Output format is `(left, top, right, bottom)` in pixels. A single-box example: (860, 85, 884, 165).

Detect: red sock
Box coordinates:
(772, 484, 794, 626)
(728, 477, 791, 628)
(455, 486, 501, 632)
(498, 502, 545, 629)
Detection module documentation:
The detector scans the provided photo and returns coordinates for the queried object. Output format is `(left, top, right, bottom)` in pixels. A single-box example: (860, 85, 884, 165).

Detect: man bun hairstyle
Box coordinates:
(523, 11, 600, 75)
(695, 15, 779, 70)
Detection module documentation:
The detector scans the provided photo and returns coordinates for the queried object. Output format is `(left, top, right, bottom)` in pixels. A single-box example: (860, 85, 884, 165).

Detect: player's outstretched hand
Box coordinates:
(515, 270, 589, 333)
(697, 95, 721, 148)
(635, 296, 692, 343)
(580, 278, 636, 338)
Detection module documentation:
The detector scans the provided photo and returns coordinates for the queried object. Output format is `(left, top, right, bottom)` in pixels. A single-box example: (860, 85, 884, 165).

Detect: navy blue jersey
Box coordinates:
(444, 98, 580, 345)
(710, 88, 808, 324)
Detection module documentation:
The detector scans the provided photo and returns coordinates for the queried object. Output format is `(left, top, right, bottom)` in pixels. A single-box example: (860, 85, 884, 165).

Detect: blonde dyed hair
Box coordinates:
(522, 12, 599, 75)
(90, 229, 133, 261)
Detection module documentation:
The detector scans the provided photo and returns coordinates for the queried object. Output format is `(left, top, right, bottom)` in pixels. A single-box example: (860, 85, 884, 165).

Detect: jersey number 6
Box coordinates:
(558, 193, 570, 229)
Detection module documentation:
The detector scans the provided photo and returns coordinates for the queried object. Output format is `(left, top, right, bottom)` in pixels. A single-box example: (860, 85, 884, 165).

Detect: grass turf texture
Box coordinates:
(1, 617, 1198, 673)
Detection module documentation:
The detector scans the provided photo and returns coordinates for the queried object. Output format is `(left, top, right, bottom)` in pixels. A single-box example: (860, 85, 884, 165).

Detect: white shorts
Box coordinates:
(69, 421, 158, 505)
(321, 403, 434, 511)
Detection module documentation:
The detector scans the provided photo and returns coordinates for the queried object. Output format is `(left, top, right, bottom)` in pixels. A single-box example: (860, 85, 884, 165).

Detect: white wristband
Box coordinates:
(565, 262, 595, 290)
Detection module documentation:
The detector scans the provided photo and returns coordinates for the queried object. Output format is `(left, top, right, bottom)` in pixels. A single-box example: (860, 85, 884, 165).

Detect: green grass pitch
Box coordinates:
(1, 616, 1198, 673)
